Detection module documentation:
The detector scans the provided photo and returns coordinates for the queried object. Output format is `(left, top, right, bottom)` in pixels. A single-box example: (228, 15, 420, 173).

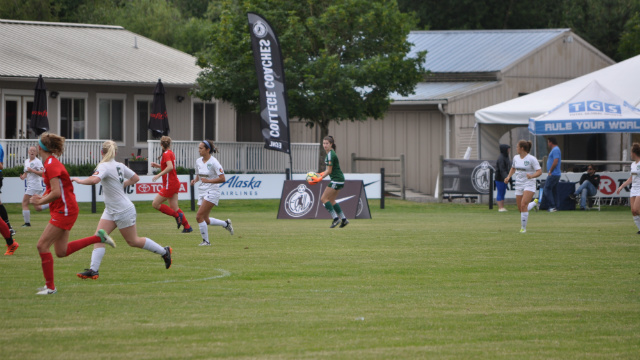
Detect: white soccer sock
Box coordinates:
(633, 216, 640, 231)
(143, 238, 166, 255)
(208, 217, 227, 227)
(521, 212, 529, 230)
(90, 247, 106, 271)
(527, 202, 536, 211)
(199, 221, 209, 243)
(23, 210, 30, 224)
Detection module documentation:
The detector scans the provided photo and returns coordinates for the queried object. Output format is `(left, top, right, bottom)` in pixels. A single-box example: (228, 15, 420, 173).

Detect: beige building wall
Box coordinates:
(291, 107, 445, 195)
(446, 32, 614, 160)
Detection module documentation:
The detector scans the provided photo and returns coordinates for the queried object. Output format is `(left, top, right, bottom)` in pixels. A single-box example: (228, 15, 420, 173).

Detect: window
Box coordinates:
(98, 97, 124, 141)
(60, 98, 86, 139)
(193, 102, 216, 140)
(135, 97, 153, 143)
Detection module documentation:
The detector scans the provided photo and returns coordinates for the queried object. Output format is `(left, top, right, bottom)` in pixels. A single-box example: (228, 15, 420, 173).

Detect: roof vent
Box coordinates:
(134, 36, 138, 49)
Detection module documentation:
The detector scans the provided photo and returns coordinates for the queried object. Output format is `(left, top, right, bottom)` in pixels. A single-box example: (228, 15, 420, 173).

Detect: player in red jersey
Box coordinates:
(30, 133, 116, 295)
(150, 136, 193, 233)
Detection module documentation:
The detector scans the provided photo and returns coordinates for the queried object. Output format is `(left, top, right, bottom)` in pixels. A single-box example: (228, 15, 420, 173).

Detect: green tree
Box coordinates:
(195, 0, 427, 165)
(0, 0, 60, 21)
(618, 12, 640, 58)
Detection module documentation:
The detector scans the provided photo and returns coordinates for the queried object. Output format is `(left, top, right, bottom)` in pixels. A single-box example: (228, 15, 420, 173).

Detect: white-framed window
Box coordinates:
(134, 95, 153, 146)
(192, 100, 217, 141)
(97, 93, 126, 143)
(58, 92, 88, 140)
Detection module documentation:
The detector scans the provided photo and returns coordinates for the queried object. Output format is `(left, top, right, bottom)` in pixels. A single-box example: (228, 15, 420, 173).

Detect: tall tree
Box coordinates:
(618, 12, 640, 58)
(195, 0, 427, 165)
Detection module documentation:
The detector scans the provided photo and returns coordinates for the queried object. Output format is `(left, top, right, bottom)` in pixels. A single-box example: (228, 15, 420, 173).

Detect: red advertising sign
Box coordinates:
(598, 175, 617, 195)
(135, 182, 189, 194)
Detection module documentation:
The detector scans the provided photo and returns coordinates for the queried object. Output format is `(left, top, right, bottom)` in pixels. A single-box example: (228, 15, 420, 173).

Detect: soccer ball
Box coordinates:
(306, 171, 318, 184)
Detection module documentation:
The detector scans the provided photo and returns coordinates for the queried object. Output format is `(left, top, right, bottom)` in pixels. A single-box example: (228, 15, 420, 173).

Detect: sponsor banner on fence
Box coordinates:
(0, 173, 381, 203)
(499, 171, 631, 199)
(443, 159, 495, 195)
(277, 180, 371, 220)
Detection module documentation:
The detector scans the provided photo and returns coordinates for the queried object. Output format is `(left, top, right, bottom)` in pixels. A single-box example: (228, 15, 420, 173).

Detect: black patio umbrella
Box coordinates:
(31, 74, 49, 136)
(148, 79, 170, 139)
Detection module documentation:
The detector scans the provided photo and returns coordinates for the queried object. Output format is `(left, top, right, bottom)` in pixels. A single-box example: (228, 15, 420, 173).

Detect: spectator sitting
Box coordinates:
(569, 165, 600, 210)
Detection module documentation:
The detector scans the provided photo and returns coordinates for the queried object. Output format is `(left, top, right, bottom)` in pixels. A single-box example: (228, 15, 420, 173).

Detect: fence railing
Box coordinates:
(0, 139, 320, 175)
(0, 139, 104, 168)
(147, 141, 319, 175)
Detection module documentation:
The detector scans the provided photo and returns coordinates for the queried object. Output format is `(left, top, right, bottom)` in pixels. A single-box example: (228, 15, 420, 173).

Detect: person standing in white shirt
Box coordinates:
(616, 142, 640, 234)
(71, 140, 172, 279)
(191, 140, 233, 246)
(504, 140, 542, 233)
(19, 146, 49, 226)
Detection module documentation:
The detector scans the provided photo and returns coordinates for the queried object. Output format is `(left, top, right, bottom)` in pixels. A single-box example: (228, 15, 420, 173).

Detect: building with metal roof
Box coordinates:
(0, 19, 237, 163)
(291, 29, 614, 195)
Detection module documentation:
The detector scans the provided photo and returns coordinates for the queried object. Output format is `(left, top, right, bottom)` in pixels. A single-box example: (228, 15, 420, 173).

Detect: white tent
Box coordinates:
(529, 80, 640, 135)
(475, 54, 640, 158)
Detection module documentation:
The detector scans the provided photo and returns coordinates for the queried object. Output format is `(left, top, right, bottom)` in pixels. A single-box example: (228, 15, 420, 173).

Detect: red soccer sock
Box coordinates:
(159, 204, 179, 218)
(66, 235, 101, 256)
(178, 209, 190, 228)
(39, 252, 55, 290)
(0, 218, 11, 240)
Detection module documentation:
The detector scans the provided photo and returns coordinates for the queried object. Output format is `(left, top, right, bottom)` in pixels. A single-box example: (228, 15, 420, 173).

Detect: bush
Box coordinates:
(1, 163, 98, 177)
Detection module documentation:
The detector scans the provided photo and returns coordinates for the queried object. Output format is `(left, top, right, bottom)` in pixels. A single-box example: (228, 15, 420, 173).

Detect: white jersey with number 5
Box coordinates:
(195, 156, 224, 192)
(512, 154, 541, 190)
(93, 160, 136, 215)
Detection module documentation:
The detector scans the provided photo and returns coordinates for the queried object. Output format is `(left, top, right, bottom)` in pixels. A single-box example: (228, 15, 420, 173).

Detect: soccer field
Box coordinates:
(0, 200, 638, 359)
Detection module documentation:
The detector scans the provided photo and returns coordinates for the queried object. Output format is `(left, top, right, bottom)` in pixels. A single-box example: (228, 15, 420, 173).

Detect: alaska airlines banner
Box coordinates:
(277, 180, 371, 220)
(247, 12, 291, 154)
(443, 159, 495, 195)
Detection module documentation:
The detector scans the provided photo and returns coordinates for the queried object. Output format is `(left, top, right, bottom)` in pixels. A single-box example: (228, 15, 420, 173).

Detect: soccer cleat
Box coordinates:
(533, 198, 539, 212)
(77, 268, 99, 280)
(97, 229, 116, 248)
(36, 286, 57, 295)
(162, 246, 172, 269)
(330, 218, 341, 228)
(339, 219, 349, 228)
(182, 226, 193, 233)
(224, 219, 234, 235)
(176, 212, 183, 229)
(498, 208, 508, 212)
(519, 228, 527, 233)
(548, 208, 557, 213)
(198, 240, 211, 246)
(22, 223, 31, 227)
(4, 241, 19, 255)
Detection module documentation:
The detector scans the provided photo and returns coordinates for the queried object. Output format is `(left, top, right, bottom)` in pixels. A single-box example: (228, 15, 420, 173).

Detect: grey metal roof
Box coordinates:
(391, 81, 497, 102)
(407, 29, 570, 73)
(0, 19, 200, 86)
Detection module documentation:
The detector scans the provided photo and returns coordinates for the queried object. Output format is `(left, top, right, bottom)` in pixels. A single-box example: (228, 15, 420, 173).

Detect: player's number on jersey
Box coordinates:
(116, 167, 124, 184)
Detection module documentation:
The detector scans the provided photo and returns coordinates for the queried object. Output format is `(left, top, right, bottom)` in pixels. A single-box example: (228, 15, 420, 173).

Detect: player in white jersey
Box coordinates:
(19, 146, 49, 226)
(504, 140, 542, 233)
(191, 140, 233, 246)
(616, 142, 640, 234)
(71, 140, 172, 279)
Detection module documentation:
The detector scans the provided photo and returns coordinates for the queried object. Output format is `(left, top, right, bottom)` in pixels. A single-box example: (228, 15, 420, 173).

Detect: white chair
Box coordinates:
(587, 196, 601, 211)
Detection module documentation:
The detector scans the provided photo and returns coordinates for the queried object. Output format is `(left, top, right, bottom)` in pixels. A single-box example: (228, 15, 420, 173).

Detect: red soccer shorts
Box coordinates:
(49, 211, 78, 230)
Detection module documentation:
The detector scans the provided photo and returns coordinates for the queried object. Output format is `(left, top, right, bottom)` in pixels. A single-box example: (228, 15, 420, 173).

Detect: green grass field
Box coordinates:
(0, 199, 638, 359)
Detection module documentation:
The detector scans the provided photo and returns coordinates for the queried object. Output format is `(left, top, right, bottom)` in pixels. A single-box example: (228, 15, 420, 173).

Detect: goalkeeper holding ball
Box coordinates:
(308, 136, 349, 228)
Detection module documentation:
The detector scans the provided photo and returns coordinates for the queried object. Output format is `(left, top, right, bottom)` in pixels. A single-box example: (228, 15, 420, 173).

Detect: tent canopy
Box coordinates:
(475, 54, 640, 126)
(529, 80, 640, 135)
(474, 54, 640, 159)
